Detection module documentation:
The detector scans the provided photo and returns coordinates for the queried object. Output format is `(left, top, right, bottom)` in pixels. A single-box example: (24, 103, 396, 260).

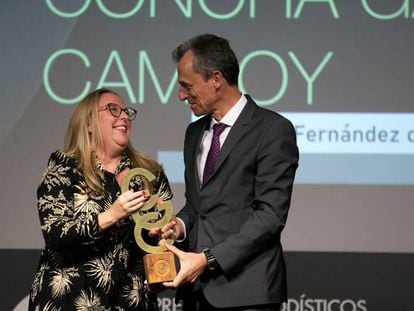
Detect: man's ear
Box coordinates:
(211, 71, 223, 89)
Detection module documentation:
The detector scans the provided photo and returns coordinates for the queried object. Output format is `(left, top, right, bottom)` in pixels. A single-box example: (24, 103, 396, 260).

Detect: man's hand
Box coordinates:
(148, 216, 183, 243)
(161, 244, 207, 288)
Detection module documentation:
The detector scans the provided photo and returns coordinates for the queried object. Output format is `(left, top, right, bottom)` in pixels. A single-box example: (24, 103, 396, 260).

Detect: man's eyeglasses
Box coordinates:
(98, 103, 137, 121)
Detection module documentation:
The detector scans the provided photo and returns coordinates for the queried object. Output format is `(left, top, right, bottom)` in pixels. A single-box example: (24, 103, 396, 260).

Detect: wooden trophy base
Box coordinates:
(143, 251, 176, 284)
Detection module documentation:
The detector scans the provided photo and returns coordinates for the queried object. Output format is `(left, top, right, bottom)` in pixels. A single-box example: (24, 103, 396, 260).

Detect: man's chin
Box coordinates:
(190, 106, 206, 117)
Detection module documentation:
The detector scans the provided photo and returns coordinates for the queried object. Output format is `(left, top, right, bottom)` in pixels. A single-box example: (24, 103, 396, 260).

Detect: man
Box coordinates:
(163, 34, 299, 311)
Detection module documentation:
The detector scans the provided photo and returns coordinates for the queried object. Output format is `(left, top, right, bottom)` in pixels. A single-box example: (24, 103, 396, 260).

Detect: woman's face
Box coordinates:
(95, 92, 131, 155)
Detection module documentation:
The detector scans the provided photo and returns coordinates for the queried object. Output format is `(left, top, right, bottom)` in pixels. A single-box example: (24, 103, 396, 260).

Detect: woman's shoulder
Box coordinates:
(38, 151, 81, 191)
(47, 150, 78, 168)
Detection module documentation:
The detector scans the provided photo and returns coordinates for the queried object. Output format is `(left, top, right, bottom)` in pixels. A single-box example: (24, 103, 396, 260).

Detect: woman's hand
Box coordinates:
(98, 190, 147, 230)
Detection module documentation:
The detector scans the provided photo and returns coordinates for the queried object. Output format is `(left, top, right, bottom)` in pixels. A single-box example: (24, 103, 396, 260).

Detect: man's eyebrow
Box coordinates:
(179, 81, 192, 88)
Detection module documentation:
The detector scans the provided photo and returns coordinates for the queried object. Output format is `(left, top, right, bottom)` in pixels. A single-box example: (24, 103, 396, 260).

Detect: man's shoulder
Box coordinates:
(247, 104, 296, 137)
(245, 95, 284, 119)
(252, 104, 290, 124)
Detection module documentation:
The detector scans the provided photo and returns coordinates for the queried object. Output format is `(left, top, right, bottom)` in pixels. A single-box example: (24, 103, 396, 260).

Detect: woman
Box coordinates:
(30, 88, 172, 310)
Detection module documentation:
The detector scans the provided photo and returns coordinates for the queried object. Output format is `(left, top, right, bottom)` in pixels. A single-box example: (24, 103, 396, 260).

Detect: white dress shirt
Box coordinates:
(197, 94, 247, 183)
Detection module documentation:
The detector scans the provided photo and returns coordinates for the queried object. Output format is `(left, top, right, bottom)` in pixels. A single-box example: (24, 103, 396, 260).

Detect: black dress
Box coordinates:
(29, 150, 172, 310)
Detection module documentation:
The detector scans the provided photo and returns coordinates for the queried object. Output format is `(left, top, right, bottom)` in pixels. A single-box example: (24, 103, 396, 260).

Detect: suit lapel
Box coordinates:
(202, 97, 257, 186)
(188, 115, 210, 189)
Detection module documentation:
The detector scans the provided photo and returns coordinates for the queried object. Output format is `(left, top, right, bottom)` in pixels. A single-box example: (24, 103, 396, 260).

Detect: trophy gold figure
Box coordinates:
(121, 168, 176, 284)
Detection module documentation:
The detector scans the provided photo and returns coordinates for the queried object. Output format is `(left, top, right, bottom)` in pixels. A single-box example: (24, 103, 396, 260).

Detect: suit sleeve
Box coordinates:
(176, 123, 200, 248)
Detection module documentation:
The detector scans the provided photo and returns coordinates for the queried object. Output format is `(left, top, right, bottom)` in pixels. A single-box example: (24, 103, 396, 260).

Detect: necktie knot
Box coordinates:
(212, 123, 227, 137)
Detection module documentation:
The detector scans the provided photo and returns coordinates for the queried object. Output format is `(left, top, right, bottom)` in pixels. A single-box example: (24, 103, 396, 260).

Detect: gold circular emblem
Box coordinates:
(121, 168, 175, 254)
(153, 259, 170, 277)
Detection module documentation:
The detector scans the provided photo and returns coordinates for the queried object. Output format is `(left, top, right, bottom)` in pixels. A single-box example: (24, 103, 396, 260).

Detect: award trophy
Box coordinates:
(121, 168, 176, 284)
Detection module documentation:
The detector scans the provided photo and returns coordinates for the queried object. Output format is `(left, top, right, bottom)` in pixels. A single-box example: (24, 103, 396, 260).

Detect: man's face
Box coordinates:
(176, 51, 217, 116)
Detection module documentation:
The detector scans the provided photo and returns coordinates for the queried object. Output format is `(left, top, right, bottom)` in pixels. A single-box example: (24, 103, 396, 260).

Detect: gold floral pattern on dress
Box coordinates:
(36, 301, 61, 311)
(73, 182, 104, 238)
(85, 255, 114, 293)
(122, 273, 142, 308)
(73, 289, 110, 311)
(31, 263, 49, 302)
(41, 156, 72, 192)
(30, 150, 170, 310)
(50, 267, 80, 298)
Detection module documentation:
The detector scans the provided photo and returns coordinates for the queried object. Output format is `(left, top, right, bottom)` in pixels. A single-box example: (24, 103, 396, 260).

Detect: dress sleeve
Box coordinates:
(37, 151, 102, 250)
(154, 169, 173, 202)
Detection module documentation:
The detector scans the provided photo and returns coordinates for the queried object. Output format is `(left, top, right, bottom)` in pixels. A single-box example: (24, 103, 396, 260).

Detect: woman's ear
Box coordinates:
(87, 118, 92, 133)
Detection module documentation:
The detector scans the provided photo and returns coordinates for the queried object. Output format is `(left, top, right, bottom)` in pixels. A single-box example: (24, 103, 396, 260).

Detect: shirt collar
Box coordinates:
(209, 93, 247, 129)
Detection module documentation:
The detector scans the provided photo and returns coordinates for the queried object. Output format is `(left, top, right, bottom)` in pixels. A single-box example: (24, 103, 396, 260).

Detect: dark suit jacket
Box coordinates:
(177, 95, 299, 308)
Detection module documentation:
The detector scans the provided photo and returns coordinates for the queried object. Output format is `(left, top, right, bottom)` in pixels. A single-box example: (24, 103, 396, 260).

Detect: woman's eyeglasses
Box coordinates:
(98, 103, 137, 121)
